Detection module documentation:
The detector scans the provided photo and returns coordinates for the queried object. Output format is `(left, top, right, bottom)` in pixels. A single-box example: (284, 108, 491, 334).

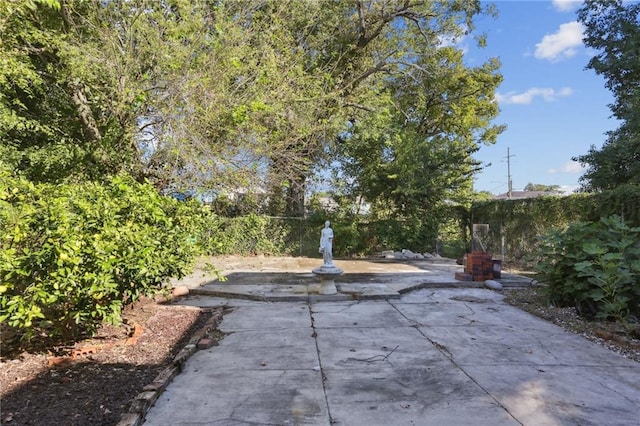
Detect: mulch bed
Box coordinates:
(1, 297, 226, 426)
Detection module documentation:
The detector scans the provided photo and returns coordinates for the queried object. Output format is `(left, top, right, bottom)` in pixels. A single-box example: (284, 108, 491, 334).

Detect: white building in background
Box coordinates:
(493, 190, 560, 200)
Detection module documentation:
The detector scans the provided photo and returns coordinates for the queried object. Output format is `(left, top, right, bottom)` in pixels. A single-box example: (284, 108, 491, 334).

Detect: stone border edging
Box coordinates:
(115, 307, 226, 426)
(189, 280, 537, 302)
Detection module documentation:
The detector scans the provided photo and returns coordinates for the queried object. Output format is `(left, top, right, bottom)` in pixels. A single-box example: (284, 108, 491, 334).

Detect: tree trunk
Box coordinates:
(285, 174, 307, 217)
(68, 80, 102, 142)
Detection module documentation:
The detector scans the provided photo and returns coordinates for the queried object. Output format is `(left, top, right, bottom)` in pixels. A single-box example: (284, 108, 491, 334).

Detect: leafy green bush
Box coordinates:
(203, 213, 288, 256)
(535, 216, 640, 321)
(0, 173, 199, 343)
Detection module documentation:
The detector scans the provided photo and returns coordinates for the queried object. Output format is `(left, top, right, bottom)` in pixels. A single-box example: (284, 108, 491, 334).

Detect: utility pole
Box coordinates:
(506, 147, 514, 199)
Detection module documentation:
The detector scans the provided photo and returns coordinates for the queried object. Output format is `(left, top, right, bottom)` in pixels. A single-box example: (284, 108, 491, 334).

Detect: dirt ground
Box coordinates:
(0, 297, 224, 426)
(1, 256, 639, 426)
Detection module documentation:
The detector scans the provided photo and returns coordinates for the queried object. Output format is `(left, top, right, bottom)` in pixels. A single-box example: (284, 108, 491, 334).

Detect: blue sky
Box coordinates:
(468, 0, 620, 195)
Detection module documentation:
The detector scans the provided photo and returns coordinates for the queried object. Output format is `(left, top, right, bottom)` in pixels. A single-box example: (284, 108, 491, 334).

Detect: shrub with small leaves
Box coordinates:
(0, 173, 199, 343)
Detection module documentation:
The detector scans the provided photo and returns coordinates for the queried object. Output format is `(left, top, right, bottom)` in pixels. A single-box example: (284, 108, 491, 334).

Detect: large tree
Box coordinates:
(1, 0, 503, 217)
(574, 0, 640, 191)
(333, 2, 503, 218)
(0, 0, 349, 203)
(523, 183, 562, 193)
(0, 0, 106, 182)
(0, 0, 265, 189)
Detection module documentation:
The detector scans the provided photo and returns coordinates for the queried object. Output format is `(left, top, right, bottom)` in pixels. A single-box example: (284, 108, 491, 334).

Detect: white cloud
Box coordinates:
(535, 21, 585, 61)
(559, 185, 580, 195)
(438, 26, 469, 54)
(552, 0, 582, 12)
(548, 160, 585, 174)
(496, 87, 573, 105)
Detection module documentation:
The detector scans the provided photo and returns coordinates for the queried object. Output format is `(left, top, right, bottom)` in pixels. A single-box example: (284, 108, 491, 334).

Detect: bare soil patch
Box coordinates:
(1, 297, 225, 426)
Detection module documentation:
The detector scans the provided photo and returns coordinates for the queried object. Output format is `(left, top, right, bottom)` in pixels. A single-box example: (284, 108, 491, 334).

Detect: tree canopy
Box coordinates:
(574, 0, 640, 191)
(523, 183, 562, 193)
(1, 0, 503, 216)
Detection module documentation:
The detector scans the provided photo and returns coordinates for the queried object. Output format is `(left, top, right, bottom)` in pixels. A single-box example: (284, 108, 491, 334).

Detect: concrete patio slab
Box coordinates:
(142, 286, 640, 426)
(139, 258, 639, 426)
(174, 256, 536, 302)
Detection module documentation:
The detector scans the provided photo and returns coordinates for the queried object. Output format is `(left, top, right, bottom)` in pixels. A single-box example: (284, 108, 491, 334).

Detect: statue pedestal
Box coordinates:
(312, 265, 343, 295)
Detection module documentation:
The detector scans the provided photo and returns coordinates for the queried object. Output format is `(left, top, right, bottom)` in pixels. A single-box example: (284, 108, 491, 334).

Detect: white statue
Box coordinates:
(319, 220, 334, 267)
(313, 220, 342, 295)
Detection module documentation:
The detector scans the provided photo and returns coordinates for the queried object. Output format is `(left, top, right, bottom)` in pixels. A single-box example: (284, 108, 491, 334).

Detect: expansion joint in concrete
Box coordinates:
(307, 301, 334, 425)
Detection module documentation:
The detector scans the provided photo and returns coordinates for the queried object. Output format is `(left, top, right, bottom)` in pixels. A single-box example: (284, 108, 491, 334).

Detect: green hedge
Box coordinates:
(194, 211, 466, 259)
(201, 213, 289, 256)
(0, 174, 199, 343)
(470, 185, 640, 266)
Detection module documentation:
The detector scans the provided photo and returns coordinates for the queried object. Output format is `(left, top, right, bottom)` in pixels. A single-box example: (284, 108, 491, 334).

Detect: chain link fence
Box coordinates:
(207, 215, 468, 259)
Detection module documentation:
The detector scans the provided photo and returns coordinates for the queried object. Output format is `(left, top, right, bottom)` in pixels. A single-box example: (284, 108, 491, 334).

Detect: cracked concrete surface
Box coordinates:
(143, 286, 640, 426)
(173, 256, 535, 302)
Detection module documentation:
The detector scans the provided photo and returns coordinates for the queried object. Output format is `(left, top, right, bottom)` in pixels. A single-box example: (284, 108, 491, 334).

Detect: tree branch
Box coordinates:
(68, 80, 102, 142)
(343, 102, 374, 112)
